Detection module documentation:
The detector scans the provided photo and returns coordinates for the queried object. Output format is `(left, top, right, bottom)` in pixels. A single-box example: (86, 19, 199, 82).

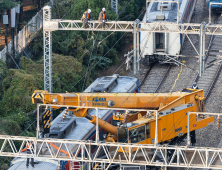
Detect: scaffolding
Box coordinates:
(1, 109, 222, 169)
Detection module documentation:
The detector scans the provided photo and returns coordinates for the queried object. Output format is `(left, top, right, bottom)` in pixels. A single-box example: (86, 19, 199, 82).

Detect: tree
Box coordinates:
(0, 0, 18, 11)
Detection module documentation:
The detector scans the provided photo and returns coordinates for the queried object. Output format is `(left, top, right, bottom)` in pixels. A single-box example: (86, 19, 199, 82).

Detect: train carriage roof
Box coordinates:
(143, 0, 187, 23)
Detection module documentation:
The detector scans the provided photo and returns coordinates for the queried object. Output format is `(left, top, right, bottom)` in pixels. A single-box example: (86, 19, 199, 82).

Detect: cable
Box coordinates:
(169, 65, 183, 93)
(68, 32, 127, 91)
(59, 0, 139, 91)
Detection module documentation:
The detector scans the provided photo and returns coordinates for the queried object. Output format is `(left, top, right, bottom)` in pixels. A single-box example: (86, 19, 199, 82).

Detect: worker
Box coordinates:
(191, 82, 199, 89)
(81, 9, 91, 29)
(26, 142, 34, 168)
(99, 8, 108, 29)
(190, 130, 196, 146)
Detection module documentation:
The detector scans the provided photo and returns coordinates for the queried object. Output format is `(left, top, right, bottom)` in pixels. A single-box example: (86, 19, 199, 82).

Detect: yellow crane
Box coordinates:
(32, 88, 213, 145)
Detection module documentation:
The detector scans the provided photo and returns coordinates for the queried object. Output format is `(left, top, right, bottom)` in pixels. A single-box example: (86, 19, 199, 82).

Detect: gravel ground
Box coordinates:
(127, 58, 150, 84)
(159, 0, 214, 93)
(127, 0, 222, 168)
(157, 0, 222, 150)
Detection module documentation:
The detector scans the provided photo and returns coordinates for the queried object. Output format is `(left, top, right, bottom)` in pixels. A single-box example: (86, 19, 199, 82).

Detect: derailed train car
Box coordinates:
(8, 75, 140, 170)
(140, 0, 197, 63)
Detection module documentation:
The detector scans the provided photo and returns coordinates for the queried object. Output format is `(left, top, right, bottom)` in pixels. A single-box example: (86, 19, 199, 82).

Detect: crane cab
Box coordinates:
(116, 104, 214, 149)
(208, 0, 222, 13)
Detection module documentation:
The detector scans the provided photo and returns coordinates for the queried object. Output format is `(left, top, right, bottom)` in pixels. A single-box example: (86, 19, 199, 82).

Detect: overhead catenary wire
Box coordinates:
(73, 0, 137, 90)
(26, 2, 205, 166)
(54, 0, 131, 87)
(54, 0, 146, 90)
(2, 0, 136, 168)
(68, 32, 127, 92)
(59, 0, 199, 148)
(52, 0, 129, 128)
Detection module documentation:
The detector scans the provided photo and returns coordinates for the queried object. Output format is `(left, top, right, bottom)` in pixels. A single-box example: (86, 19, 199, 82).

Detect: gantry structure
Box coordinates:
(111, 0, 118, 14)
(43, 5, 222, 93)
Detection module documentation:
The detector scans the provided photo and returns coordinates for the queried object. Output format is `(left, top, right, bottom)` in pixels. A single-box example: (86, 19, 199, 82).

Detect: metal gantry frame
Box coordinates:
(111, 0, 118, 14)
(42, 5, 222, 88)
(2, 105, 222, 169)
(43, 6, 53, 93)
(3, 135, 222, 169)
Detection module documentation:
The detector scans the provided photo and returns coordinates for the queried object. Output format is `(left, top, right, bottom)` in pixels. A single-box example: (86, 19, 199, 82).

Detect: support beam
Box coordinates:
(42, 15, 222, 35)
(43, 30, 52, 92)
(133, 22, 137, 74)
(1, 135, 222, 169)
(111, 0, 118, 14)
(199, 24, 203, 77)
(137, 31, 140, 71)
(202, 23, 206, 73)
(43, 6, 52, 93)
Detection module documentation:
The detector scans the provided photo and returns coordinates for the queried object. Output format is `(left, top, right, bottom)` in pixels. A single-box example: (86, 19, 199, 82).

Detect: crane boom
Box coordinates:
(32, 89, 204, 117)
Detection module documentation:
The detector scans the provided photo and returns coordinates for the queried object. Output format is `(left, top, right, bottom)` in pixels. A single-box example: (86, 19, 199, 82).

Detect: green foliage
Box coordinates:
(91, 55, 113, 70)
(0, 60, 8, 79)
(51, 0, 145, 72)
(0, 54, 82, 114)
(0, 60, 8, 100)
(0, 0, 18, 11)
(0, 69, 41, 114)
(0, 0, 145, 168)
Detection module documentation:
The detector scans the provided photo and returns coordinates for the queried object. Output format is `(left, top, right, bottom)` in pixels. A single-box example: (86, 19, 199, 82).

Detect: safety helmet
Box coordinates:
(102, 8, 106, 11)
(88, 9, 91, 13)
(193, 82, 197, 86)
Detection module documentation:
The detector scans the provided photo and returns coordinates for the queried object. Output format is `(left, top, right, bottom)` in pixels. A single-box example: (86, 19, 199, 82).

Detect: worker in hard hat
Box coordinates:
(99, 8, 108, 29)
(26, 142, 34, 168)
(191, 82, 199, 89)
(81, 9, 91, 29)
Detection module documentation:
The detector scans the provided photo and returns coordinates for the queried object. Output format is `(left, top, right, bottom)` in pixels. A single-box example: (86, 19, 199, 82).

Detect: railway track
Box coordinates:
(140, 64, 171, 93)
(193, 16, 222, 102)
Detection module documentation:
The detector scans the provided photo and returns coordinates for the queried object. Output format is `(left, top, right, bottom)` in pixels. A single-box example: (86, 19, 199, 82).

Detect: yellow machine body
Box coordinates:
(117, 106, 213, 145)
(32, 89, 214, 147)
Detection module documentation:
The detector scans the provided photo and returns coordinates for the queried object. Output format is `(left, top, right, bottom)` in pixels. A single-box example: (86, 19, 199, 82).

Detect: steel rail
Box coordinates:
(139, 63, 171, 93)
(205, 64, 222, 102)
(138, 64, 154, 88)
(154, 65, 171, 93)
(193, 17, 222, 102)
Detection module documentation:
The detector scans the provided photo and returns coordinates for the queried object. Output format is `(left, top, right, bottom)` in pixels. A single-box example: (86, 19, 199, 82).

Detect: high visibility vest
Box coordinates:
(192, 86, 198, 89)
(103, 13, 106, 19)
(99, 11, 106, 20)
(26, 143, 33, 149)
(82, 11, 89, 19)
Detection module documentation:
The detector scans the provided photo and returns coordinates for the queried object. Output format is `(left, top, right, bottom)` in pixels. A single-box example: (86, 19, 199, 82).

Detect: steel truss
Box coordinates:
(111, 0, 118, 14)
(2, 105, 222, 169)
(2, 135, 222, 169)
(43, 19, 222, 35)
(43, 6, 52, 92)
(42, 5, 222, 88)
(42, 4, 222, 93)
(44, 20, 135, 32)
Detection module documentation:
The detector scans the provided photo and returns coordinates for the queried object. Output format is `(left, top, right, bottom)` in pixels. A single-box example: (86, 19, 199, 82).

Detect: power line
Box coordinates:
(68, 32, 127, 91)
(56, 0, 137, 90)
